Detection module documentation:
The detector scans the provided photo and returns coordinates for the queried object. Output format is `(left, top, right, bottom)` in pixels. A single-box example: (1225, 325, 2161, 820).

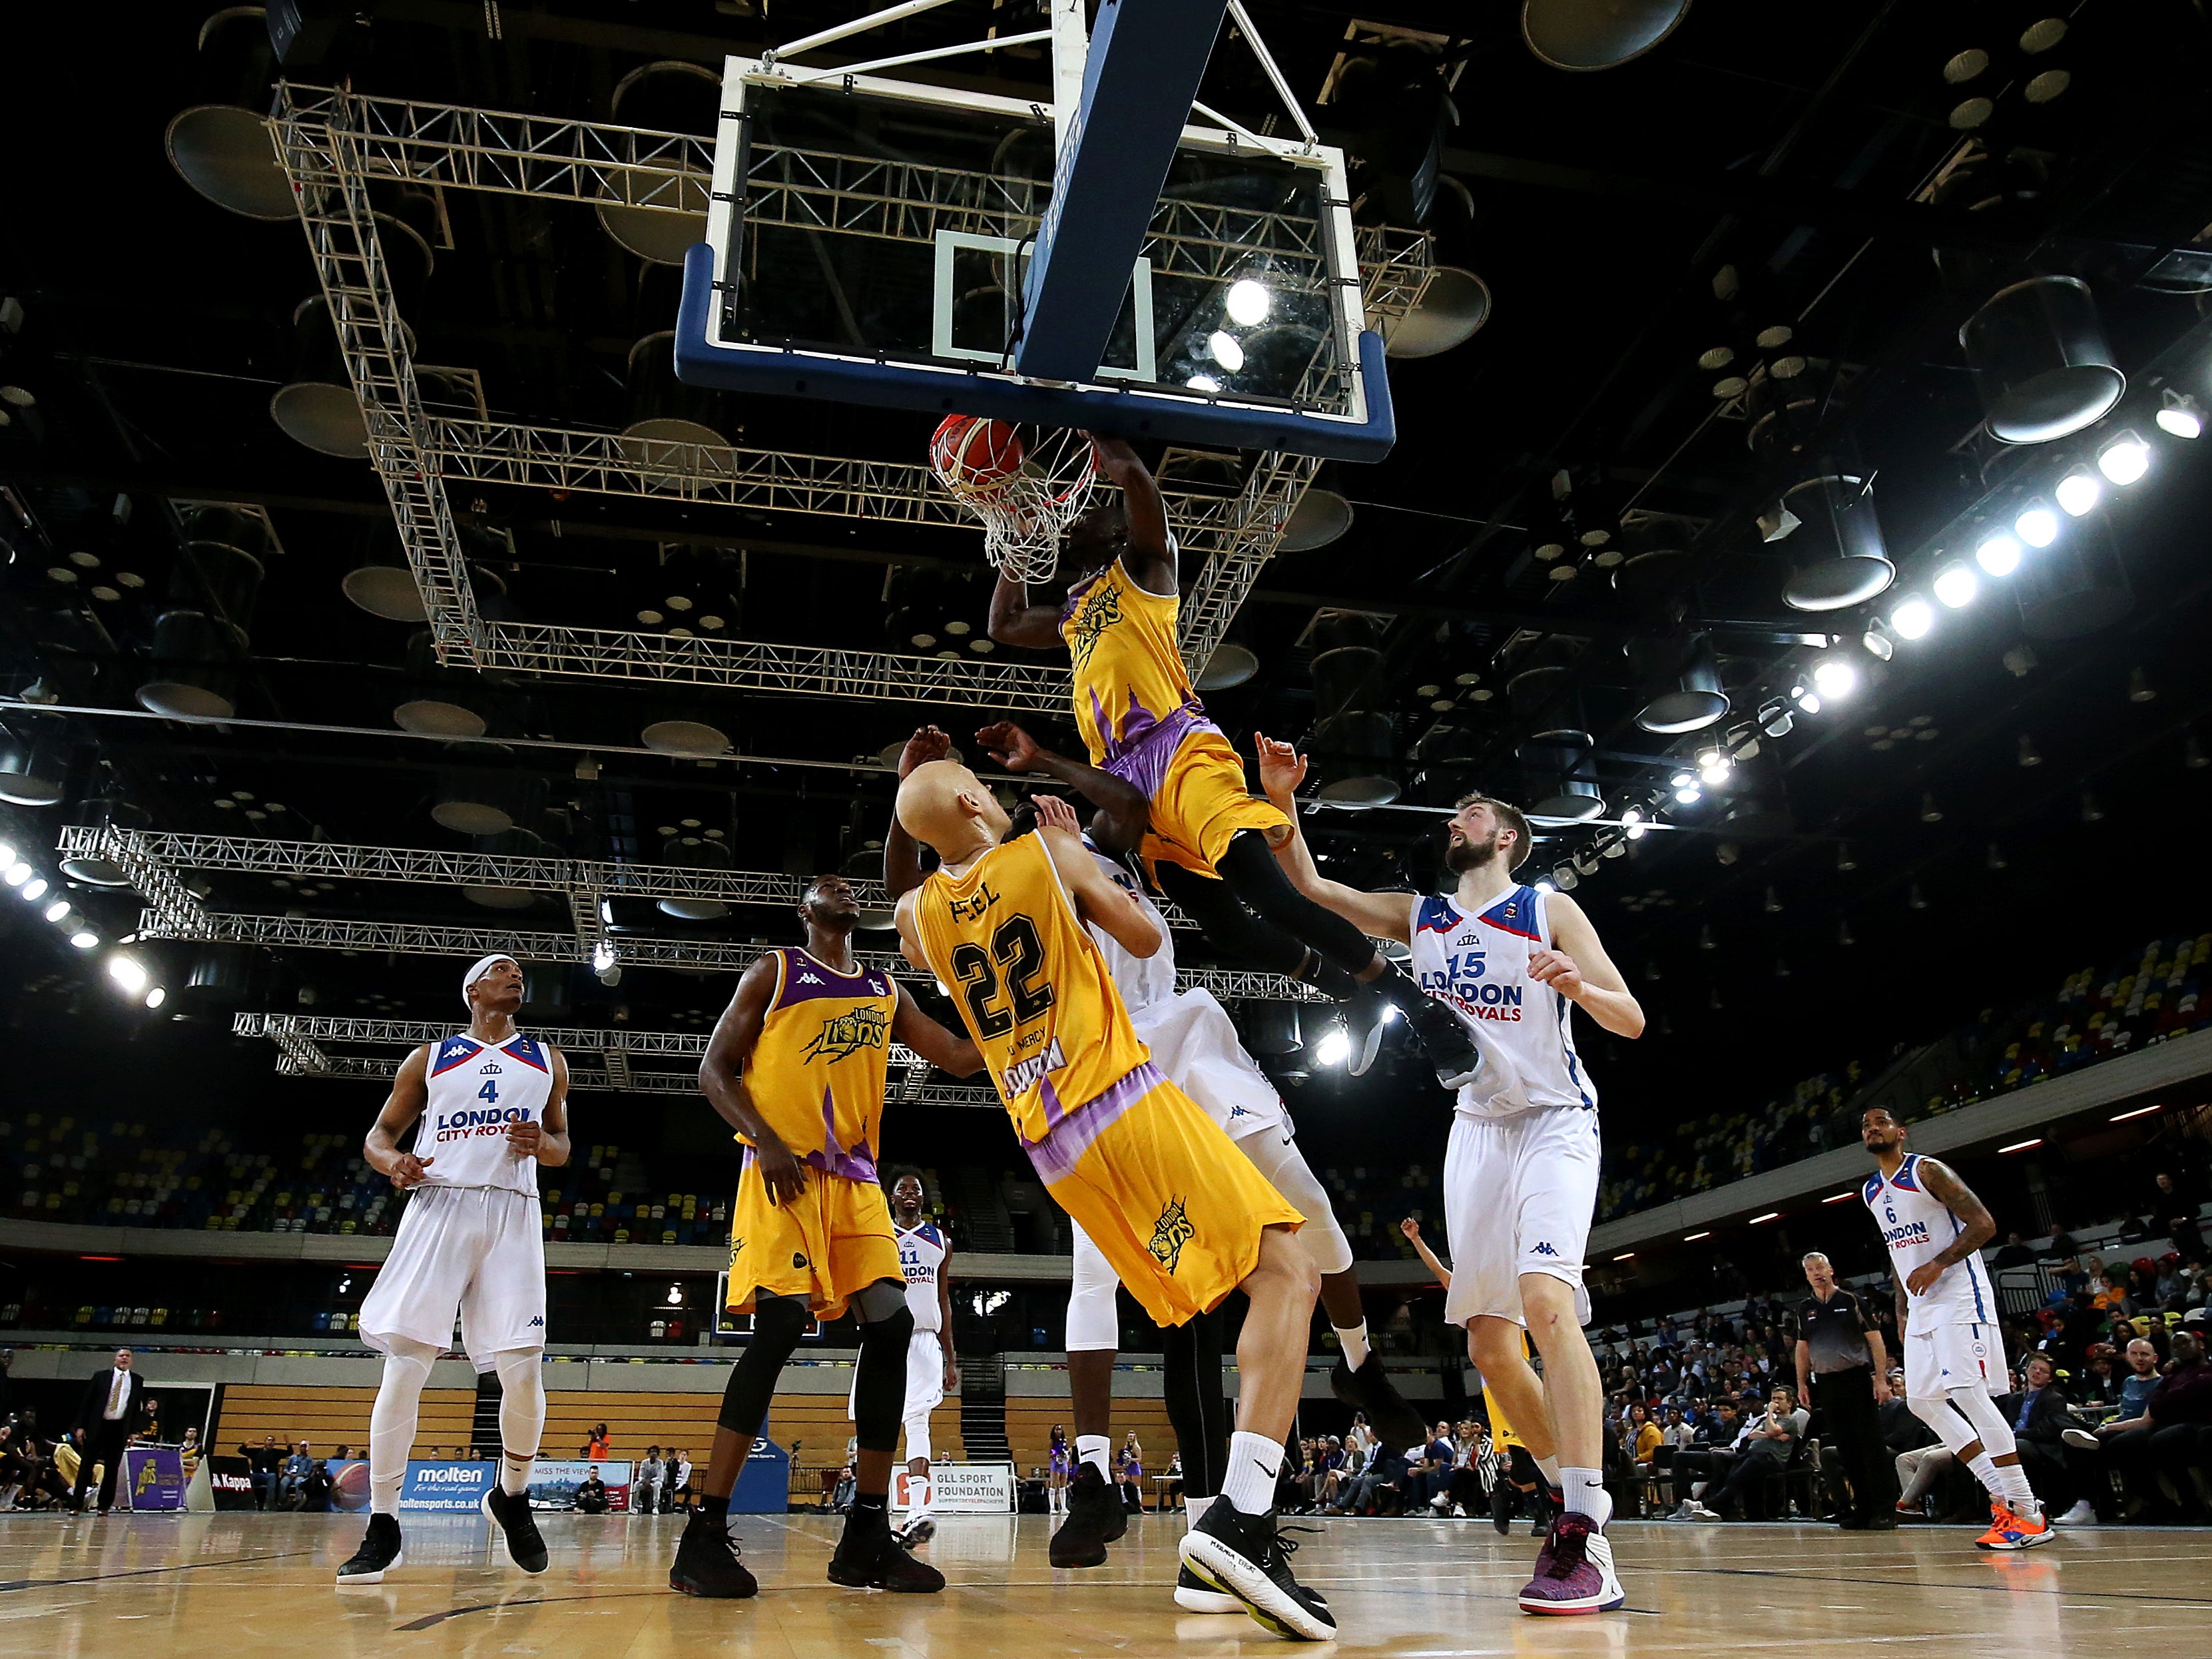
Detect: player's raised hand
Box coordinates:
(386, 1152, 434, 1191)
(975, 719, 1043, 773)
(1399, 1215, 1422, 1241)
(1253, 733, 1306, 800)
(1033, 793, 1082, 835)
(1082, 431, 1139, 476)
(1527, 947, 1586, 999)
(505, 1119, 544, 1160)
(896, 725, 952, 779)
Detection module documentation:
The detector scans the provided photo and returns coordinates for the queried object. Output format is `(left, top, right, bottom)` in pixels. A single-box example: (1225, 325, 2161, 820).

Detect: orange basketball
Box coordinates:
(930, 415, 1025, 496)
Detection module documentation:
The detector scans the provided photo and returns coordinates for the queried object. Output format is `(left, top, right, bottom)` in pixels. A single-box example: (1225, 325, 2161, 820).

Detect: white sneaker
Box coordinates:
(1689, 1502, 1721, 1522)
(2060, 1428, 2100, 1453)
(2056, 1499, 2097, 1526)
(1430, 1493, 1452, 1510)
(1452, 1504, 1468, 1518)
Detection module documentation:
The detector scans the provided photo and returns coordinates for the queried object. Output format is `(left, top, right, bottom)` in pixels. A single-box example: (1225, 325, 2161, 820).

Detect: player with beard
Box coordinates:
(1256, 741, 1644, 1616)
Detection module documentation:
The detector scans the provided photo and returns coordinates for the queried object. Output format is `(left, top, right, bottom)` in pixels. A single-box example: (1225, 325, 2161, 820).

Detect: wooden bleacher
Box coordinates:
(214, 1385, 477, 1456)
(1005, 1395, 1175, 1476)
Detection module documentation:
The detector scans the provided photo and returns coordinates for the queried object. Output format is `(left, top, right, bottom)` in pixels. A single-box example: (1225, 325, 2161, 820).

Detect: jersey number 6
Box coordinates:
(950, 913, 1055, 1038)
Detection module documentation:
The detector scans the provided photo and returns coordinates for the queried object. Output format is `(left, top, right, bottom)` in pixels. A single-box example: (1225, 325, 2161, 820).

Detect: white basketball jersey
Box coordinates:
(419, 1031, 554, 1195)
(896, 1220, 948, 1331)
(1406, 887, 1595, 1119)
(1862, 1154, 1996, 1329)
(1081, 843, 1176, 1015)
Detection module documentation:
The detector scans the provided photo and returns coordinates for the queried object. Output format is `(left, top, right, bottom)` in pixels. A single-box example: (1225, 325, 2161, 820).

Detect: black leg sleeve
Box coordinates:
(1153, 859, 1308, 977)
(852, 1304, 918, 1455)
(717, 1293, 809, 1435)
(1161, 1307, 1231, 1500)
(1210, 830, 1383, 978)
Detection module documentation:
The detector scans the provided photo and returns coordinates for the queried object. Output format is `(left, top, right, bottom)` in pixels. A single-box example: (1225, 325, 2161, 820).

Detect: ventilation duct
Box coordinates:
(1632, 633, 1729, 734)
(1522, 0, 1693, 71)
(598, 61, 716, 264)
(1778, 474, 1895, 611)
(164, 9, 292, 220)
(1308, 613, 1398, 805)
(1962, 275, 2125, 444)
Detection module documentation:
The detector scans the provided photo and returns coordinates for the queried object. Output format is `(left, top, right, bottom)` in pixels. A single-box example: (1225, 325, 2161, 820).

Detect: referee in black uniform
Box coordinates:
(1793, 1252, 1899, 1528)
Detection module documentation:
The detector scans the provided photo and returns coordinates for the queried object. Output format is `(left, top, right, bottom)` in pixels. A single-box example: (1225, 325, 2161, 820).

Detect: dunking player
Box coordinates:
(894, 757, 1334, 1641)
(985, 436, 1482, 1093)
(1859, 1107, 2053, 1549)
(866, 1166, 956, 1545)
(341, 954, 565, 1584)
(668, 875, 983, 1599)
(1256, 740, 1643, 1616)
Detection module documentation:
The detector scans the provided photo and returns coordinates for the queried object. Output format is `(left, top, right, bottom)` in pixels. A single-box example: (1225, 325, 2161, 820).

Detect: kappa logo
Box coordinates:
(1530, 1241, 1560, 1257)
(1147, 1196, 1195, 1274)
(804, 1004, 890, 1062)
(1065, 582, 1123, 669)
(529, 1315, 545, 1327)
(797, 972, 824, 986)
(1228, 1104, 1250, 1119)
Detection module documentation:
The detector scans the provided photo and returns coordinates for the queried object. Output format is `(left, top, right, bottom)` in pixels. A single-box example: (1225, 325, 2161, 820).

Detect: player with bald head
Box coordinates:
(894, 759, 1336, 1642)
(341, 954, 570, 1586)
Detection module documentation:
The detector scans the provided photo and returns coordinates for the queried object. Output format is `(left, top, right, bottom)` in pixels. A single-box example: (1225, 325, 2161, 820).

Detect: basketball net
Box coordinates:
(929, 422, 1098, 585)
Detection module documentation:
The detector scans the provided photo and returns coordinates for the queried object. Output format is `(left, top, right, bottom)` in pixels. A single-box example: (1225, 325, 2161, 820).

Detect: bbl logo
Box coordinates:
(1065, 582, 1123, 669)
(804, 1005, 890, 1062)
(1147, 1196, 1195, 1274)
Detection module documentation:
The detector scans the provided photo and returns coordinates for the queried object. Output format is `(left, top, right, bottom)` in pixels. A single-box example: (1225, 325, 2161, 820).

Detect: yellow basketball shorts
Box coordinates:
(1023, 1062, 1302, 1327)
(726, 1157, 901, 1323)
(1137, 727, 1290, 879)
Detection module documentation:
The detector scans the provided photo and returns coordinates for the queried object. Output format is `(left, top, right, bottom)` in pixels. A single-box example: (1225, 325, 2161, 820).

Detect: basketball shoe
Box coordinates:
(1974, 1498, 2054, 1550)
(1518, 1513, 1624, 1614)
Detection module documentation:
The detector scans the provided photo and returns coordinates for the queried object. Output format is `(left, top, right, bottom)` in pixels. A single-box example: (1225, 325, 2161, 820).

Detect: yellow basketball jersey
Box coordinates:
(910, 831, 1151, 1145)
(740, 948, 896, 1180)
(1061, 557, 1210, 772)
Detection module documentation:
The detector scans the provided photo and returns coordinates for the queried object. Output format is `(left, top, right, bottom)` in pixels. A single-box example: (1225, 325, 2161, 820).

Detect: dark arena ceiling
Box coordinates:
(5, 0, 2212, 1130)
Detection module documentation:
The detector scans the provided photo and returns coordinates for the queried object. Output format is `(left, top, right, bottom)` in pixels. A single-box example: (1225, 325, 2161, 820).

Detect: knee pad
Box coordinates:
(902, 1417, 933, 1465)
(1908, 1393, 1978, 1457)
(719, 1294, 808, 1434)
(1066, 1225, 1121, 1351)
(852, 1302, 916, 1453)
(1944, 1384, 2017, 1458)
(851, 1277, 912, 1325)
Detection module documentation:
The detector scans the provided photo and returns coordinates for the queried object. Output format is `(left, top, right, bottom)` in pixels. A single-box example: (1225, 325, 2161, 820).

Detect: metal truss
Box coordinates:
(267, 1046, 1001, 1106)
(269, 83, 1367, 691)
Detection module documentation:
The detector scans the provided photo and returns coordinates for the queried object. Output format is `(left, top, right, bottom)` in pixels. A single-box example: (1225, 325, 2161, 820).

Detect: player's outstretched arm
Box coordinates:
(976, 719, 1149, 855)
(506, 1048, 573, 1167)
(1531, 892, 1645, 1038)
(1043, 823, 1163, 957)
(891, 984, 985, 1078)
(1399, 1215, 1452, 1287)
(1907, 1160, 1997, 1297)
(366, 1045, 435, 1190)
(884, 726, 950, 899)
(1084, 433, 1173, 593)
(1252, 733, 1415, 942)
(987, 571, 1066, 649)
(700, 954, 806, 1205)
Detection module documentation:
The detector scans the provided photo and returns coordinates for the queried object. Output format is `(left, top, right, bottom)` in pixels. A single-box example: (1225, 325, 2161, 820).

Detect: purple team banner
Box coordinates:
(125, 1447, 186, 1510)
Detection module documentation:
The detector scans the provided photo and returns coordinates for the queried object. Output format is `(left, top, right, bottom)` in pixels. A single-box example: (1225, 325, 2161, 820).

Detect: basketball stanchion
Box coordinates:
(928, 417, 1098, 583)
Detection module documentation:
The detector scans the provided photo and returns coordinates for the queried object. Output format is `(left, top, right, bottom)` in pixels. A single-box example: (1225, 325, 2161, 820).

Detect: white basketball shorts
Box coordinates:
(360, 1183, 547, 1369)
(1905, 1321, 1999, 1400)
(1129, 986, 1283, 1140)
(849, 1328, 946, 1461)
(1442, 1106, 1600, 1328)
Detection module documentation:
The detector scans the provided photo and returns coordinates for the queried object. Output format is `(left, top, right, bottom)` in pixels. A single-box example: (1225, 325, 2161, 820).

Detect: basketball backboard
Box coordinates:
(674, 1, 1399, 460)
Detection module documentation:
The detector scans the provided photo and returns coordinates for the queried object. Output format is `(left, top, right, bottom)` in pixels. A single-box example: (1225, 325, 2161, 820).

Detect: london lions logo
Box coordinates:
(804, 1005, 890, 1062)
(1065, 583, 1123, 669)
(1147, 1196, 1195, 1274)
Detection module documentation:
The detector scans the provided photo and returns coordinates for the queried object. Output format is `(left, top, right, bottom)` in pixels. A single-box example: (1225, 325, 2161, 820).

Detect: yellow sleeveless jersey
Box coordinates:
(1061, 555, 1215, 777)
(910, 831, 1152, 1145)
(740, 947, 896, 1181)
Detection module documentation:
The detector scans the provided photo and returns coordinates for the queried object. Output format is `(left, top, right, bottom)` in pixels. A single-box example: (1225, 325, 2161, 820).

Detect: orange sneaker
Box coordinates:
(1974, 1500, 2054, 1551)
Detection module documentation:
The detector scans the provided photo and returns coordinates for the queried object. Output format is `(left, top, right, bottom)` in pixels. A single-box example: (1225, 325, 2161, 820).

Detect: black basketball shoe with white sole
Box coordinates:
(1049, 1463, 1127, 1567)
(1175, 1560, 1245, 1614)
(336, 1513, 404, 1584)
(481, 1483, 549, 1573)
(1179, 1502, 1336, 1642)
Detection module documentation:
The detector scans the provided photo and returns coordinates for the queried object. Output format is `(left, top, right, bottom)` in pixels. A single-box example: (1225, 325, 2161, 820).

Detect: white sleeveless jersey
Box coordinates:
(896, 1220, 948, 1332)
(1081, 843, 1177, 1015)
(1406, 886, 1595, 1119)
(419, 1031, 555, 1195)
(1862, 1153, 1996, 1329)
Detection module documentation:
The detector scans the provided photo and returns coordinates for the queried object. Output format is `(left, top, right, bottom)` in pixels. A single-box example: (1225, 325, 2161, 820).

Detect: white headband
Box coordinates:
(463, 954, 519, 1011)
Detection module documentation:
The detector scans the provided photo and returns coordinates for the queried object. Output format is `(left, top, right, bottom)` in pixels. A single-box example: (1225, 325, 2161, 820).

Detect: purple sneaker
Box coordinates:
(1518, 1513, 1624, 1616)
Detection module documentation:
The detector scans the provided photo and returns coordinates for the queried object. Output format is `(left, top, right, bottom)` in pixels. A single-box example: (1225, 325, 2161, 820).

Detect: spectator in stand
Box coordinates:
(299, 1458, 334, 1513)
(2102, 1337, 2163, 1429)
(1406, 1421, 1456, 1509)
(1705, 1386, 1806, 1521)
(1668, 1399, 1745, 1520)
(2101, 1325, 2212, 1517)
(666, 1448, 693, 1513)
(1660, 1406, 1695, 1451)
(1996, 1353, 2103, 1523)
(1992, 1231, 2036, 1269)
(1624, 1403, 1662, 1491)
(634, 1445, 663, 1516)
(276, 1440, 312, 1507)
(574, 1468, 609, 1513)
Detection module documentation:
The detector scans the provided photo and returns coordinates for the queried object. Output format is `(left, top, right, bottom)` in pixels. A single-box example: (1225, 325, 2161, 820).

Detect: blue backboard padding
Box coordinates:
(1014, 0, 1231, 383)
(673, 245, 1394, 461)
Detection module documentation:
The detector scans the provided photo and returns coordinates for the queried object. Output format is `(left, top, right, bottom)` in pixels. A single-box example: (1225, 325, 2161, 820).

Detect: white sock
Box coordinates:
(1221, 1431, 1284, 1517)
(1076, 1435, 1111, 1483)
(1561, 1465, 1611, 1529)
(1966, 1453, 2003, 1498)
(368, 1341, 437, 1516)
(1183, 1493, 1214, 1530)
(908, 1473, 932, 1520)
(1996, 1465, 2036, 1513)
(492, 1349, 544, 1496)
(1534, 1454, 1561, 1490)
(1335, 1321, 1371, 1370)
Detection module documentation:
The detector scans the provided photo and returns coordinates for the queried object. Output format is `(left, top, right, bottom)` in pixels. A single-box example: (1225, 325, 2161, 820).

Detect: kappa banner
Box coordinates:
(206, 1455, 258, 1512)
(123, 1447, 186, 1511)
(399, 1460, 498, 1512)
(894, 1462, 1015, 1514)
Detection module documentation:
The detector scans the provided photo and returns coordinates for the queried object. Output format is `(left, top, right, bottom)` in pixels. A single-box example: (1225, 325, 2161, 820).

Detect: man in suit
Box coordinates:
(1994, 1351, 2103, 1522)
(71, 1347, 144, 1514)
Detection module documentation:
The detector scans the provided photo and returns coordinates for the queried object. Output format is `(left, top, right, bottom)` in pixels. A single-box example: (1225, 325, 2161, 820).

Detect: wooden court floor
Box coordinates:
(2, 1510, 2207, 1656)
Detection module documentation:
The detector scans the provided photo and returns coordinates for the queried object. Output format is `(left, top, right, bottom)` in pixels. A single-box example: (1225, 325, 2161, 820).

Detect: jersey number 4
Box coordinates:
(478, 1080, 500, 1104)
(950, 913, 1054, 1038)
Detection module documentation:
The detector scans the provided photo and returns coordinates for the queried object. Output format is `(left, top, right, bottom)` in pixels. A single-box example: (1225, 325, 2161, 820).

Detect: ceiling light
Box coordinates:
(2017, 734, 2041, 767)
(1697, 752, 1731, 786)
(1890, 595, 1934, 640)
(1315, 1028, 1350, 1068)
(145, 986, 167, 1010)
(1810, 656, 1857, 699)
(1534, 878, 1556, 892)
(1749, 1211, 1781, 1225)
(2156, 390, 2203, 440)
(107, 955, 149, 994)
(1552, 864, 1579, 890)
(1625, 823, 1647, 840)
(1920, 791, 1942, 823)
(1225, 278, 1271, 326)
(1, 861, 31, 888)
(18, 877, 47, 902)
(1673, 784, 1702, 805)
(1621, 805, 1644, 825)
(1762, 884, 1782, 914)
(1987, 841, 2008, 870)
(1185, 374, 1222, 394)
(1933, 562, 1978, 607)
(1836, 842, 1857, 872)
(0, 840, 13, 866)
(1836, 917, 1856, 946)
(71, 930, 99, 949)
(2129, 666, 2155, 703)
(2109, 1104, 2161, 1122)
(1613, 1252, 1636, 1263)
(1861, 618, 1893, 660)
(1823, 1190, 1856, 1203)
(2096, 430, 2151, 484)
(1998, 1138, 2044, 1155)
(2056, 470, 2101, 516)
(1683, 1231, 1711, 1243)
(43, 900, 70, 922)
(2080, 790, 2103, 823)
(1206, 331, 1244, 373)
(1907, 882, 1927, 910)
(2015, 502, 2060, 549)
(1974, 533, 2022, 577)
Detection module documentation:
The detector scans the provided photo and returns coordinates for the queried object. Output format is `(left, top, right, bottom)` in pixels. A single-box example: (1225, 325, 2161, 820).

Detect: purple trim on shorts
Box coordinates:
(1094, 689, 1218, 796)
(1021, 1062, 1164, 1184)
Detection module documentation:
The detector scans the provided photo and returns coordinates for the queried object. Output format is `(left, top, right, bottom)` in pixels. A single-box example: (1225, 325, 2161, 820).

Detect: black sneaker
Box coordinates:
(481, 1484, 549, 1574)
(1401, 996, 1483, 1090)
(1341, 990, 1387, 1076)
(1329, 1353, 1428, 1454)
(1180, 1503, 1334, 1641)
(1175, 1560, 1244, 1614)
(336, 1512, 404, 1584)
(1049, 1463, 1127, 1567)
(669, 1512, 758, 1598)
(828, 1504, 946, 1592)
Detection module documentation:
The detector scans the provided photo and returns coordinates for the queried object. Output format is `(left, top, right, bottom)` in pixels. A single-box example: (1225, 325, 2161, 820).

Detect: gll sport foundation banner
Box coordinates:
(398, 1459, 498, 1512)
(895, 1462, 1015, 1513)
(123, 1447, 186, 1510)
